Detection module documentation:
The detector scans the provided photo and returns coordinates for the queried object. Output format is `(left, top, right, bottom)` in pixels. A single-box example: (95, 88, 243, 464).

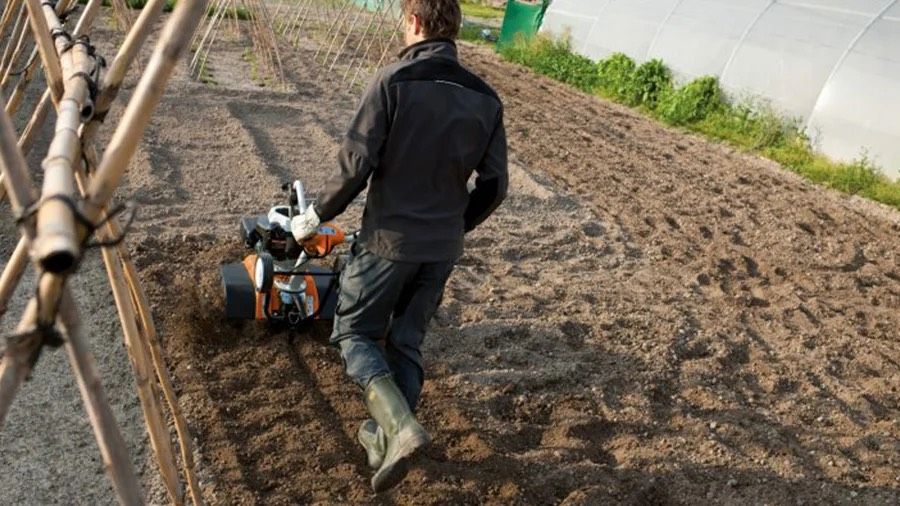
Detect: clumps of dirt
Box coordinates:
(123, 29, 900, 506)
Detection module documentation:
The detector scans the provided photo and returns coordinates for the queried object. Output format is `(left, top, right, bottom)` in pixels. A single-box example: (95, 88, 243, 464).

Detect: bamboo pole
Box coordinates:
(328, 3, 364, 71)
(66, 1, 203, 490)
(58, 291, 144, 506)
(0, 89, 39, 428)
(0, 0, 23, 36)
(8, 0, 102, 155)
(315, 0, 353, 62)
(271, 0, 287, 25)
(0, 94, 36, 221)
(342, 0, 390, 81)
(189, 0, 213, 50)
(16, 87, 50, 154)
(21, 0, 207, 329)
(293, 0, 329, 47)
(0, 1, 209, 502)
(99, 233, 183, 505)
(0, 300, 42, 427)
(190, 0, 227, 75)
(0, 235, 28, 319)
(0, 4, 26, 78)
(1, 0, 208, 418)
(32, 36, 96, 274)
(73, 0, 105, 36)
(4, 47, 39, 115)
(84, 0, 168, 136)
(350, 2, 402, 88)
(283, 0, 312, 42)
(86, 0, 210, 234)
(0, 6, 31, 87)
(247, 0, 284, 87)
(74, 2, 209, 498)
(122, 245, 204, 506)
(23, 0, 62, 101)
(79, 141, 205, 506)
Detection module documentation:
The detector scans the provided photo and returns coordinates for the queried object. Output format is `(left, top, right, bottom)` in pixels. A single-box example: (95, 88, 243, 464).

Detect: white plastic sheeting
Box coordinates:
(542, 0, 900, 178)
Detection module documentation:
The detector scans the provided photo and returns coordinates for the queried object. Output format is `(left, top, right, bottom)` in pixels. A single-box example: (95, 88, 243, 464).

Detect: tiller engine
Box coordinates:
(220, 180, 355, 327)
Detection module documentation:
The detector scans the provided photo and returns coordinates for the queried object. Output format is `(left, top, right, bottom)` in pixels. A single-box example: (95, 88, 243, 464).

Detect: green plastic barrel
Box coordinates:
(497, 0, 550, 48)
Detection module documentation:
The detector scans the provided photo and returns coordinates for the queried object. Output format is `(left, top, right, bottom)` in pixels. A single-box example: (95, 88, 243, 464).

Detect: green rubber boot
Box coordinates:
(365, 375, 431, 493)
(357, 419, 386, 469)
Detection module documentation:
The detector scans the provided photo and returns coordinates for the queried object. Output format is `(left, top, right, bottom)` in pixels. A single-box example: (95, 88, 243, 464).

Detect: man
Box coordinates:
(291, 0, 507, 492)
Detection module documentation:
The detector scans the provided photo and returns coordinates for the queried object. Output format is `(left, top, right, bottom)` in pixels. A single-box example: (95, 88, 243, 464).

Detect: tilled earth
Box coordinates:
(8, 13, 900, 505)
(124, 29, 900, 504)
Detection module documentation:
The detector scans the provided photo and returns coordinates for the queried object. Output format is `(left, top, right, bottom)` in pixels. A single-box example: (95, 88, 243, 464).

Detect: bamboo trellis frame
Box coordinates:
(273, 0, 404, 89)
(0, 1, 209, 504)
(190, 0, 286, 88)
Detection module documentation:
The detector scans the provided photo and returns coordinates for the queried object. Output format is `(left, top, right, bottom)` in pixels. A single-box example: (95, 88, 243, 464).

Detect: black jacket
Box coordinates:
(314, 39, 508, 263)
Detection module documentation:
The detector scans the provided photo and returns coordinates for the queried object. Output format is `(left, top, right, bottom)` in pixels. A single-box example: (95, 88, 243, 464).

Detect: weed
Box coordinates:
(500, 35, 599, 92)
(656, 76, 722, 126)
(629, 58, 670, 108)
(595, 53, 635, 102)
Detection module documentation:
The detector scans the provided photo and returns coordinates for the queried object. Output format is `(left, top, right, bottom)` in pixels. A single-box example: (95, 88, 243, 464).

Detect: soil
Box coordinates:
(4, 8, 900, 506)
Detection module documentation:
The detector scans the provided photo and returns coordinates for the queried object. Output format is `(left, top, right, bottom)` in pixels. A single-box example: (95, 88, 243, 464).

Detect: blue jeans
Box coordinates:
(330, 245, 455, 410)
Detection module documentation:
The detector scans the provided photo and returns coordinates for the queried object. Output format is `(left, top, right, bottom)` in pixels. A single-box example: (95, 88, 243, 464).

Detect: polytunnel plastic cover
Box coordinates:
(540, 0, 900, 178)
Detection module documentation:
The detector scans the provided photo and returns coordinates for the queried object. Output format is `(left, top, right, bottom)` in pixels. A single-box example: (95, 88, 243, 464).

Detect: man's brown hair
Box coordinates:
(401, 0, 462, 40)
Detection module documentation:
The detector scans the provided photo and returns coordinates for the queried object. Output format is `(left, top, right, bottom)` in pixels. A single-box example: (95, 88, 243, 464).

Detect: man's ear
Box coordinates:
(413, 14, 424, 36)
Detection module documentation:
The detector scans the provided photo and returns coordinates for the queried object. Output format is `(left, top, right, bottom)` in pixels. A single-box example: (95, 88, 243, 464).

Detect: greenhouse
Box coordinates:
(542, 0, 900, 179)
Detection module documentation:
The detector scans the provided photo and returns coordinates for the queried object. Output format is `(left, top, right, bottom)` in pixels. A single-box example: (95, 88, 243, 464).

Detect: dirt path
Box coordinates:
(6, 11, 896, 503)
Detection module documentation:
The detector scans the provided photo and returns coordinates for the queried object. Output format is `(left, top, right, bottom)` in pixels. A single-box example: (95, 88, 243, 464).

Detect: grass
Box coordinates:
(461, 1, 505, 19)
(497, 34, 900, 210)
(460, 21, 499, 45)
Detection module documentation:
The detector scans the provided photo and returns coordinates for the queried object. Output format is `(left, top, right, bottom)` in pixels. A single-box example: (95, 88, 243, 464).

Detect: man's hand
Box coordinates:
(291, 205, 321, 242)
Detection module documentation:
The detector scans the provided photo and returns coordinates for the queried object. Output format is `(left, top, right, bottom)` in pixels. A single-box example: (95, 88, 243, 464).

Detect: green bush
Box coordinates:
(595, 53, 635, 102)
(656, 76, 722, 125)
(629, 58, 671, 108)
(500, 36, 599, 92)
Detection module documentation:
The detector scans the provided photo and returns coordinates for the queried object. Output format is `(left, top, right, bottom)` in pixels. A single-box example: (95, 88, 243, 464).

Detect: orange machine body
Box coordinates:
(240, 255, 321, 320)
